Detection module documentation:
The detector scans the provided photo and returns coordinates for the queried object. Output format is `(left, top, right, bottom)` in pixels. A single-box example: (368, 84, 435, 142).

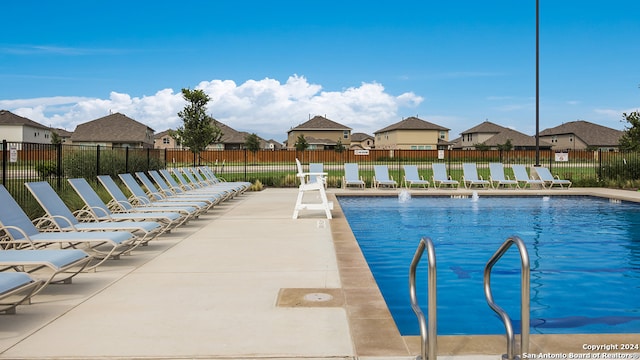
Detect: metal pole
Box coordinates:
(535, 0, 540, 166)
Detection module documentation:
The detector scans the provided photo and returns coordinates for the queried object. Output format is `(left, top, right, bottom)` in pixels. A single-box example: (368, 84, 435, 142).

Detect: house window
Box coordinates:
(551, 136, 557, 143)
(163, 137, 170, 144)
(439, 131, 446, 140)
(466, 134, 473, 142)
(343, 131, 349, 139)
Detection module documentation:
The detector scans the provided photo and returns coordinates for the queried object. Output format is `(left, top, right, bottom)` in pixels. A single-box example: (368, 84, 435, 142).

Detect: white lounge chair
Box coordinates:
(461, 163, 490, 189)
(342, 163, 365, 189)
(68, 178, 187, 231)
(402, 165, 430, 189)
(97, 175, 199, 221)
(0, 272, 43, 314)
(136, 171, 221, 209)
(488, 163, 518, 189)
(512, 165, 546, 189)
(431, 163, 459, 189)
(292, 158, 333, 219)
(25, 181, 163, 248)
(532, 166, 572, 188)
(0, 185, 99, 282)
(373, 165, 397, 189)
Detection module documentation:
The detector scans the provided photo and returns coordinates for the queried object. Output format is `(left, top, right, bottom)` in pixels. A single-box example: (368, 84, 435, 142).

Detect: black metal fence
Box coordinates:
(3, 140, 640, 213)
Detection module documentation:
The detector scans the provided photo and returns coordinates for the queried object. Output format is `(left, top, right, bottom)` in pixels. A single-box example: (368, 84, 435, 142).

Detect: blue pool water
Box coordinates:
(338, 195, 640, 336)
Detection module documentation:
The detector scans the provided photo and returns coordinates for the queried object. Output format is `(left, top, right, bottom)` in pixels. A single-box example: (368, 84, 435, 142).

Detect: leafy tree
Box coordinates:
(334, 138, 345, 153)
(294, 134, 309, 151)
(51, 131, 62, 145)
(474, 143, 490, 151)
(619, 111, 640, 151)
(245, 133, 261, 164)
(175, 88, 223, 155)
(497, 139, 513, 151)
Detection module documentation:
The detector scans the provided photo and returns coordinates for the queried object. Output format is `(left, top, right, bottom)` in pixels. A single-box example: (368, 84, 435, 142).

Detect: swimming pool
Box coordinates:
(338, 195, 640, 336)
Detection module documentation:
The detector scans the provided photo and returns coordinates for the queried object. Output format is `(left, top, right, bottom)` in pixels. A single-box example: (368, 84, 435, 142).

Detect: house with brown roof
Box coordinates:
(286, 115, 351, 150)
(455, 120, 552, 150)
(539, 120, 624, 151)
(350, 132, 375, 149)
(70, 112, 155, 148)
(0, 110, 53, 145)
(154, 129, 178, 149)
(374, 116, 450, 150)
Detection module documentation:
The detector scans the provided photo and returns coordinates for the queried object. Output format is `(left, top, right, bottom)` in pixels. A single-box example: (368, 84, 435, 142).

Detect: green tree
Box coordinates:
(175, 88, 223, 155)
(245, 133, 261, 164)
(497, 139, 513, 151)
(474, 143, 490, 151)
(619, 111, 640, 151)
(294, 134, 309, 151)
(50, 131, 62, 145)
(334, 138, 345, 153)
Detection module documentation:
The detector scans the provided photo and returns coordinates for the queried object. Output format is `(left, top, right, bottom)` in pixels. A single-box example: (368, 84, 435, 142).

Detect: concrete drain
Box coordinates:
(303, 292, 333, 302)
(276, 288, 344, 308)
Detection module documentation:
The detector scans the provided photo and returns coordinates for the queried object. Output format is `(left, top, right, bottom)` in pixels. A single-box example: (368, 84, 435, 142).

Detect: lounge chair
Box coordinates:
(372, 165, 398, 189)
(342, 163, 365, 189)
(177, 168, 236, 200)
(118, 173, 208, 216)
(136, 171, 221, 209)
(197, 166, 251, 194)
(309, 163, 327, 188)
(149, 170, 227, 204)
(0, 272, 43, 314)
(402, 165, 430, 189)
(532, 166, 572, 188)
(68, 178, 187, 231)
(97, 175, 199, 220)
(488, 163, 518, 189)
(461, 163, 490, 189)
(25, 181, 162, 248)
(0, 184, 126, 271)
(293, 159, 333, 219)
(512, 165, 546, 189)
(431, 163, 459, 189)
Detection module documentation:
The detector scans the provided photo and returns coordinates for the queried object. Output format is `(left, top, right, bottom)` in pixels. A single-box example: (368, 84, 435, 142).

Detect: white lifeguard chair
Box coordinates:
(292, 158, 333, 219)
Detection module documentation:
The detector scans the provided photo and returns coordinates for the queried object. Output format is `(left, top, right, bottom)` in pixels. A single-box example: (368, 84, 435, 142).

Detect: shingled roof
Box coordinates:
(288, 115, 351, 133)
(539, 120, 623, 146)
(482, 127, 551, 147)
(71, 113, 154, 143)
(375, 116, 449, 134)
(461, 120, 505, 135)
(0, 110, 49, 129)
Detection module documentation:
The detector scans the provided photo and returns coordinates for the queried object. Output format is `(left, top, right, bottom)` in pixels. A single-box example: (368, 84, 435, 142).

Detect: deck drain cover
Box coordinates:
(304, 292, 333, 302)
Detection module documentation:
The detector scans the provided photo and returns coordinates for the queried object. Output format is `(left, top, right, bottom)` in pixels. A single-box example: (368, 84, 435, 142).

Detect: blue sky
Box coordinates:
(1, 1, 639, 142)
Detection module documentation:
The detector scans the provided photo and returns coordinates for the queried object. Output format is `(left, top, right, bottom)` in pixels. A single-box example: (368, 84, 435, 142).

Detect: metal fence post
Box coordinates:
(2, 139, 6, 187)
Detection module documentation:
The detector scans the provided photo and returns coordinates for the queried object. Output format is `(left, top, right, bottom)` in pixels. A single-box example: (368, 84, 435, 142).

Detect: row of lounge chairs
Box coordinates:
(0, 167, 250, 314)
(334, 162, 571, 189)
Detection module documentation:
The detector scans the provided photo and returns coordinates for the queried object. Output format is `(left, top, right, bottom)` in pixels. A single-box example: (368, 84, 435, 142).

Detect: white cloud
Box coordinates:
(4, 75, 422, 141)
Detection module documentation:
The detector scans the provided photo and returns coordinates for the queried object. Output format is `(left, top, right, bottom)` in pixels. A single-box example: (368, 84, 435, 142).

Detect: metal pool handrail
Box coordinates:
(484, 235, 530, 360)
(409, 237, 437, 360)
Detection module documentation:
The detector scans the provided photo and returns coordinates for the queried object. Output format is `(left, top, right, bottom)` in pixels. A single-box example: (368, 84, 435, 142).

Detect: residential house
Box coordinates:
(0, 110, 53, 146)
(374, 116, 450, 150)
(286, 115, 351, 150)
(154, 129, 178, 149)
(350, 132, 375, 149)
(51, 128, 73, 143)
(539, 120, 624, 151)
(70, 112, 155, 148)
(455, 120, 552, 150)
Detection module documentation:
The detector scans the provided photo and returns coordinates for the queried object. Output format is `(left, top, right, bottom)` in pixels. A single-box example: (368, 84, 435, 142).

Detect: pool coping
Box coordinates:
(328, 187, 640, 357)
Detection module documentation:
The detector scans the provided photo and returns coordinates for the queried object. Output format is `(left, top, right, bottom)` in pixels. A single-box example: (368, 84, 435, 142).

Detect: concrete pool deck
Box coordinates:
(1, 186, 639, 359)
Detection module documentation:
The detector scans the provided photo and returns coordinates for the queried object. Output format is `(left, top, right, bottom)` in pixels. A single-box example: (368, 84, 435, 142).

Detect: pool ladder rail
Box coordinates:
(409, 237, 437, 360)
(484, 235, 530, 360)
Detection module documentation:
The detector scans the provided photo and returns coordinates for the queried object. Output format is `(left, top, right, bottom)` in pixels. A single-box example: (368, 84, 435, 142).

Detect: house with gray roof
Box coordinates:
(286, 115, 351, 150)
(539, 120, 624, 151)
(374, 116, 450, 150)
(350, 132, 375, 149)
(156, 120, 280, 150)
(455, 120, 552, 150)
(70, 112, 154, 148)
(0, 110, 53, 146)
